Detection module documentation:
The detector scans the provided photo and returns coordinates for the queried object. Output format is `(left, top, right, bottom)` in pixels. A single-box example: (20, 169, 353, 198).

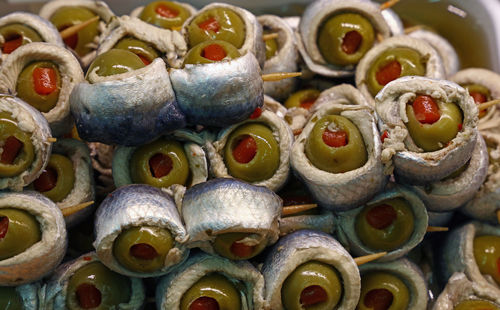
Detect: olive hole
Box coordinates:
(363, 288, 394, 310)
(300, 285, 328, 307)
(230, 240, 255, 258)
(0, 136, 23, 165)
(129, 243, 159, 260)
(4, 33, 21, 42)
(231, 135, 257, 164)
(76, 283, 102, 309)
(0, 216, 8, 239)
(33, 166, 58, 193)
(366, 204, 397, 230)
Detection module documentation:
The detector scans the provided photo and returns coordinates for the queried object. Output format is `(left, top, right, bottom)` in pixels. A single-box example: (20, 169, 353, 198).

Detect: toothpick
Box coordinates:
(47, 137, 57, 143)
(59, 16, 100, 40)
(404, 25, 424, 34)
(263, 33, 279, 41)
(477, 99, 500, 112)
(380, 0, 400, 10)
(62, 201, 94, 217)
(354, 252, 387, 266)
(282, 203, 318, 216)
(426, 226, 449, 232)
(262, 72, 302, 82)
(377, 33, 385, 43)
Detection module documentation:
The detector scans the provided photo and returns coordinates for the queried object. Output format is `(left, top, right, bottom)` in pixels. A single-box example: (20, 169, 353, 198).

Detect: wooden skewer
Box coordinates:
(262, 72, 302, 82)
(380, 0, 400, 10)
(478, 99, 500, 111)
(59, 16, 100, 40)
(263, 33, 279, 41)
(427, 226, 449, 232)
(354, 252, 387, 266)
(404, 25, 424, 34)
(62, 201, 94, 217)
(282, 203, 318, 216)
(376, 33, 385, 43)
(497, 209, 500, 224)
(47, 137, 57, 143)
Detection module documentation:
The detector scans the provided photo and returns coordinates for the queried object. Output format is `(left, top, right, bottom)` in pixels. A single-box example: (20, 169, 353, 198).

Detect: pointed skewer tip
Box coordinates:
(478, 99, 500, 112)
(282, 203, 318, 216)
(62, 201, 94, 217)
(380, 0, 400, 10)
(263, 33, 279, 41)
(59, 16, 100, 40)
(426, 226, 449, 232)
(47, 137, 57, 143)
(354, 252, 387, 266)
(262, 72, 302, 82)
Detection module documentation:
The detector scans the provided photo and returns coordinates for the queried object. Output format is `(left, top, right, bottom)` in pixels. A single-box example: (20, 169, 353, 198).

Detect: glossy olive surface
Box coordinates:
(0, 208, 41, 260)
(284, 89, 320, 110)
(180, 273, 242, 310)
(358, 271, 410, 310)
(139, 1, 191, 30)
(183, 40, 241, 66)
(455, 300, 500, 310)
(114, 37, 160, 65)
(0, 23, 42, 53)
(34, 153, 75, 202)
(0, 286, 23, 310)
(473, 235, 500, 286)
(213, 232, 267, 260)
(86, 49, 145, 78)
(0, 112, 34, 178)
(264, 30, 278, 60)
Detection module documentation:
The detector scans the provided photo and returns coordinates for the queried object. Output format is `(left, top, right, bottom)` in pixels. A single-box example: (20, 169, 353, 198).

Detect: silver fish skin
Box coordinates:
(182, 178, 281, 254)
(261, 229, 360, 310)
(358, 258, 428, 310)
(0, 191, 66, 286)
(70, 58, 186, 146)
(156, 252, 266, 309)
(336, 185, 428, 262)
(427, 210, 454, 227)
(170, 52, 263, 127)
(279, 211, 335, 236)
(440, 222, 500, 303)
(41, 252, 145, 310)
(94, 184, 189, 278)
(381, 8, 404, 36)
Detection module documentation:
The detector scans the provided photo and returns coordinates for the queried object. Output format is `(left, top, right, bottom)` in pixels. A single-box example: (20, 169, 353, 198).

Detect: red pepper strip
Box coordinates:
(130, 243, 159, 260)
(230, 240, 254, 258)
(249, 107, 262, 119)
(458, 123, 463, 131)
(149, 153, 173, 178)
(155, 4, 179, 18)
(2, 36, 22, 54)
(300, 98, 317, 110)
(189, 297, 220, 310)
(232, 135, 257, 164)
(412, 95, 440, 124)
(364, 288, 394, 310)
(1, 136, 23, 165)
(366, 204, 397, 230)
(33, 67, 58, 95)
(33, 167, 58, 193)
(497, 257, 500, 278)
(381, 131, 389, 143)
(202, 44, 226, 61)
(322, 129, 348, 147)
(376, 60, 401, 86)
(0, 217, 8, 239)
(138, 54, 152, 65)
(342, 30, 363, 54)
(198, 17, 220, 33)
(76, 283, 102, 309)
(300, 285, 328, 307)
(470, 91, 487, 104)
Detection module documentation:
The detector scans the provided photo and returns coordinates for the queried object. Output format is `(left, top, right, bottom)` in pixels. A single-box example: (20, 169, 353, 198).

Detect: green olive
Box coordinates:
(463, 84, 491, 118)
(0, 286, 23, 310)
(305, 115, 367, 173)
(66, 261, 131, 310)
(406, 100, 463, 152)
(16, 61, 61, 113)
(139, 1, 191, 30)
(33, 153, 75, 203)
(224, 123, 280, 182)
(357, 271, 410, 310)
(183, 40, 240, 66)
(113, 226, 174, 273)
(284, 89, 320, 110)
(180, 273, 242, 310)
(473, 235, 500, 286)
(0, 23, 42, 53)
(317, 13, 375, 66)
(187, 8, 245, 49)
(281, 261, 342, 310)
(355, 198, 415, 251)
(455, 300, 500, 310)
(86, 49, 146, 79)
(442, 161, 469, 181)
(0, 208, 41, 260)
(213, 232, 267, 260)
(50, 6, 99, 57)
(367, 47, 426, 96)
(114, 37, 160, 65)
(0, 112, 34, 178)
(130, 138, 190, 188)
(264, 30, 278, 60)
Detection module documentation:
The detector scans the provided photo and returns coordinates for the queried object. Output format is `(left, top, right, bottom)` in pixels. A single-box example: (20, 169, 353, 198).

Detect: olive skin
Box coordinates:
(284, 89, 320, 109)
(114, 37, 160, 65)
(355, 198, 415, 251)
(455, 300, 500, 310)
(139, 1, 191, 30)
(0, 286, 23, 309)
(35, 153, 75, 203)
(187, 8, 245, 49)
(224, 123, 280, 182)
(0, 23, 42, 53)
(473, 235, 500, 286)
(183, 40, 241, 66)
(86, 49, 145, 79)
(305, 115, 367, 173)
(16, 61, 61, 113)
(66, 261, 131, 310)
(0, 112, 35, 178)
(180, 273, 242, 310)
(357, 271, 410, 310)
(317, 13, 375, 66)
(264, 31, 278, 60)
(406, 100, 463, 152)
(281, 261, 342, 310)
(463, 83, 490, 118)
(0, 208, 41, 260)
(213, 232, 267, 260)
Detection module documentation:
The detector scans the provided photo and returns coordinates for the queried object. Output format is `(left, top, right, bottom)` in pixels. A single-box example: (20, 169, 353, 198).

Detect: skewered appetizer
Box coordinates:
(130, 1, 197, 30)
(0, 282, 39, 309)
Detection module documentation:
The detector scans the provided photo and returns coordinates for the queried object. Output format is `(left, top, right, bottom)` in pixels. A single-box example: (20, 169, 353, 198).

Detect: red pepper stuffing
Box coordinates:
(83, 256, 92, 261)
(202, 44, 226, 61)
(249, 107, 262, 119)
(0, 216, 8, 239)
(76, 283, 102, 309)
(364, 288, 394, 310)
(300, 285, 328, 307)
(381, 131, 389, 143)
(130, 243, 159, 260)
(149, 153, 173, 178)
(412, 95, 440, 124)
(299, 98, 317, 110)
(1, 136, 23, 165)
(33, 167, 58, 193)
(232, 135, 257, 164)
(376, 60, 401, 86)
(155, 4, 179, 18)
(458, 123, 463, 131)
(198, 17, 220, 33)
(2, 35, 22, 54)
(469, 91, 487, 104)
(230, 240, 255, 258)
(322, 129, 348, 147)
(342, 30, 363, 55)
(138, 54, 152, 65)
(33, 67, 58, 95)
(189, 297, 220, 310)
(366, 204, 397, 230)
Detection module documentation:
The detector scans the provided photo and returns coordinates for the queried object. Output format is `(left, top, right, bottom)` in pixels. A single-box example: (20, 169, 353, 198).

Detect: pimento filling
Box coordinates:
(76, 283, 102, 309)
(0, 216, 8, 239)
(411, 95, 440, 124)
(155, 4, 180, 18)
(198, 17, 220, 33)
(58, 25, 78, 49)
(232, 135, 257, 163)
(366, 204, 397, 230)
(189, 296, 219, 310)
(342, 30, 363, 54)
(363, 288, 394, 310)
(1, 136, 23, 165)
(33, 166, 58, 192)
(202, 43, 226, 61)
(33, 67, 58, 95)
(300, 285, 328, 307)
(149, 153, 173, 178)
(130, 243, 159, 260)
(376, 60, 401, 86)
(230, 239, 255, 258)
(2, 34, 22, 54)
(322, 129, 348, 147)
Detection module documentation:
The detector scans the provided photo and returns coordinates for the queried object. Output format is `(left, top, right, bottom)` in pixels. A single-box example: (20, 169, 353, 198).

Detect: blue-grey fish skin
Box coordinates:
(170, 53, 263, 127)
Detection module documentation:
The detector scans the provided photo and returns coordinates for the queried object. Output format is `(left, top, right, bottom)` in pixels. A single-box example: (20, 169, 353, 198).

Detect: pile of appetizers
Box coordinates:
(0, 0, 499, 309)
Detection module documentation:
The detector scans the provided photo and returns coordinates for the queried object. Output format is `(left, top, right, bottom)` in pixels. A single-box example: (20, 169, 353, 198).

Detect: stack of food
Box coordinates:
(0, 0, 499, 309)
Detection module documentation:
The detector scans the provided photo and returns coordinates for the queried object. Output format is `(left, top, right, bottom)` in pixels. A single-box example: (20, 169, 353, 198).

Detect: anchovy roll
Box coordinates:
(356, 36, 445, 105)
(258, 15, 298, 101)
(112, 130, 207, 189)
(358, 258, 428, 310)
(408, 133, 488, 212)
(94, 184, 188, 278)
(0, 42, 83, 137)
(296, 0, 391, 77)
(290, 101, 386, 211)
(42, 252, 145, 309)
(130, 1, 196, 31)
(206, 109, 293, 191)
(262, 230, 360, 310)
(0, 191, 66, 286)
(314, 83, 373, 109)
(0, 282, 39, 309)
(0, 96, 52, 191)
(381, 8, 404, 36)
(156, 252, 265, 309)
(336, 186, 428, 262)
(182, 178, 281, 261)
(375, 76, 478, 184)
(441, 222, 500, 300)
(39, 0, 115, 68)
(433, 272, 500, 309)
